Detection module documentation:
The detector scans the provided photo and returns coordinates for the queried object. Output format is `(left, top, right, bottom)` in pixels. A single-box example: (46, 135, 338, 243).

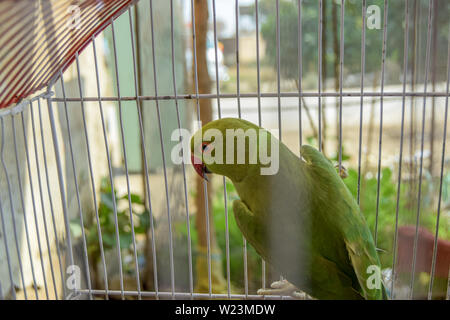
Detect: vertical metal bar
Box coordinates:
(212, 0, 222, 117)
(190, 0, 201, 119)
(318, 0, 323, 151)
(1, 117, 27, 299)
(0, 118, 17, 300)
(298, 0, 303, 147)
(275, 0, 284, 296)
(127, 9, 160, 298)
(212, 0, 231, 298)
(59, 70, 96, 300)
(427, 23, 450, 300)
(261, 259, 266, 295)
(357, 0, 366, 205)
(11, 114, 39, 299)
(203, 180, 213, 297)
(0, 207, 14, 300)
(374, 0, 388, 246)
(242, 235, 248, 298)
(410, 0, 434, 299)
(338, 0, 345, 177)
(149, 1, 176, 297)
(275, 0, 282, 142)
(110, 20, 142, 300)
(91, 39, 124, 300)
(255, 0, 262, 127)
(45, 94, 76, 298)
(236, 0, 248, 298)
(222, 181, 231, 296)
(447, 268, 450, 300)
(211, 5, 230, 287)
(391, 0, 410, 299)
(29, 100, 59, 299)
(168, 2, 193, 298)
(408, 0, 419, 211)
(255, 0, 266, 294)
(235, 0, 241, 118)
(20, 109, 49, 299)
(36, 98, 66, 298)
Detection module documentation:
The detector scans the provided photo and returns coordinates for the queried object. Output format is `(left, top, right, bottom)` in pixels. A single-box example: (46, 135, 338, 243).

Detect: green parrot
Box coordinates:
(190, 118, 388, 300)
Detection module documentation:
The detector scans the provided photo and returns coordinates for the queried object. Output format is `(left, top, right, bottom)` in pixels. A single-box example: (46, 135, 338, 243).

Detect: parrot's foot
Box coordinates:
(257, 279, 306, 299)
(335, 164, 348, 179)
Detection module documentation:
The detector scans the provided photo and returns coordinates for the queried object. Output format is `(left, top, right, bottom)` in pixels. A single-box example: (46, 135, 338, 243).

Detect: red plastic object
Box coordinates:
(397, 225, 450, 278)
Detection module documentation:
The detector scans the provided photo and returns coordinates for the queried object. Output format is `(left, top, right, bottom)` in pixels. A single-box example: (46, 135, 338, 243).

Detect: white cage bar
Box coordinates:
(0, 0, 449, 300)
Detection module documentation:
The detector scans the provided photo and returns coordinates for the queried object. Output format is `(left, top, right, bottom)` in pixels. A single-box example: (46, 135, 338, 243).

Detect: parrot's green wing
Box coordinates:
(233, 197, 364, 300)
(300, 145, 387, 300)
(344, 234, 387, 300)
(232, 200, 267, 256)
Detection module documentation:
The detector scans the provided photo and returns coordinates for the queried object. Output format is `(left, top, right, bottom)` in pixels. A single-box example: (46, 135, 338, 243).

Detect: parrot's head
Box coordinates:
(190, 118, 279, 182)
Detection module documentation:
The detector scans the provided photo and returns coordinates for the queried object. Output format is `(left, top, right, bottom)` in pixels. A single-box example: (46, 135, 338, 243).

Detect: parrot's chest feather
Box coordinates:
(235, 163, 316, 252)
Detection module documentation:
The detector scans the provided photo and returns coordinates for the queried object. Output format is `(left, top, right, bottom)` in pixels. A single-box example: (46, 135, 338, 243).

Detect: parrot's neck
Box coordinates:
(232, 143, 307, 214)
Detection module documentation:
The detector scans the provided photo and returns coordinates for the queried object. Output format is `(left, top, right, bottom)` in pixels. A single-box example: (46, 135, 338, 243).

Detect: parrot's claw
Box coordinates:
(335, 164, 348, 179)
(257, 279, 307, 299)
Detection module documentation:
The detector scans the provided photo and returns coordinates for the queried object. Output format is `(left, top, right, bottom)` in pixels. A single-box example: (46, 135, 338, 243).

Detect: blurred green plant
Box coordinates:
(259, 0, 450, 85)
(70, 177, 150, 277)
(345, 166, 450, 299)
(343, 167, 450, 269)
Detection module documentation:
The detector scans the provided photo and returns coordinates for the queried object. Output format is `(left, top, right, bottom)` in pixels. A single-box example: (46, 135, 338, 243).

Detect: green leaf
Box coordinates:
(130, 193, 143, 204)
(120, 193, 142, 204)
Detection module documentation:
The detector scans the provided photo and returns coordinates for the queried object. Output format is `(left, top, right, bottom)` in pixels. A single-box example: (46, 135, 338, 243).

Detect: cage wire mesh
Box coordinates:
(0, 0, 449, 300)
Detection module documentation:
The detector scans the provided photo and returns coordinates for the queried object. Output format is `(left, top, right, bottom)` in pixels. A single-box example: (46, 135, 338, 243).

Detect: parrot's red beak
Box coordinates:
(191, 154, 211, 181)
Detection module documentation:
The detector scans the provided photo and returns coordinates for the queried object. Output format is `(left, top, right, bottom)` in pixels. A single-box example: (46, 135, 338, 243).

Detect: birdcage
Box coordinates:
(0, 0, 448, 300)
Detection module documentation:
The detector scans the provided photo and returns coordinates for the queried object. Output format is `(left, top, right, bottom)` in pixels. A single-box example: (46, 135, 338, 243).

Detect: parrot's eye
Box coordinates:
(201, 142, 211, 153)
